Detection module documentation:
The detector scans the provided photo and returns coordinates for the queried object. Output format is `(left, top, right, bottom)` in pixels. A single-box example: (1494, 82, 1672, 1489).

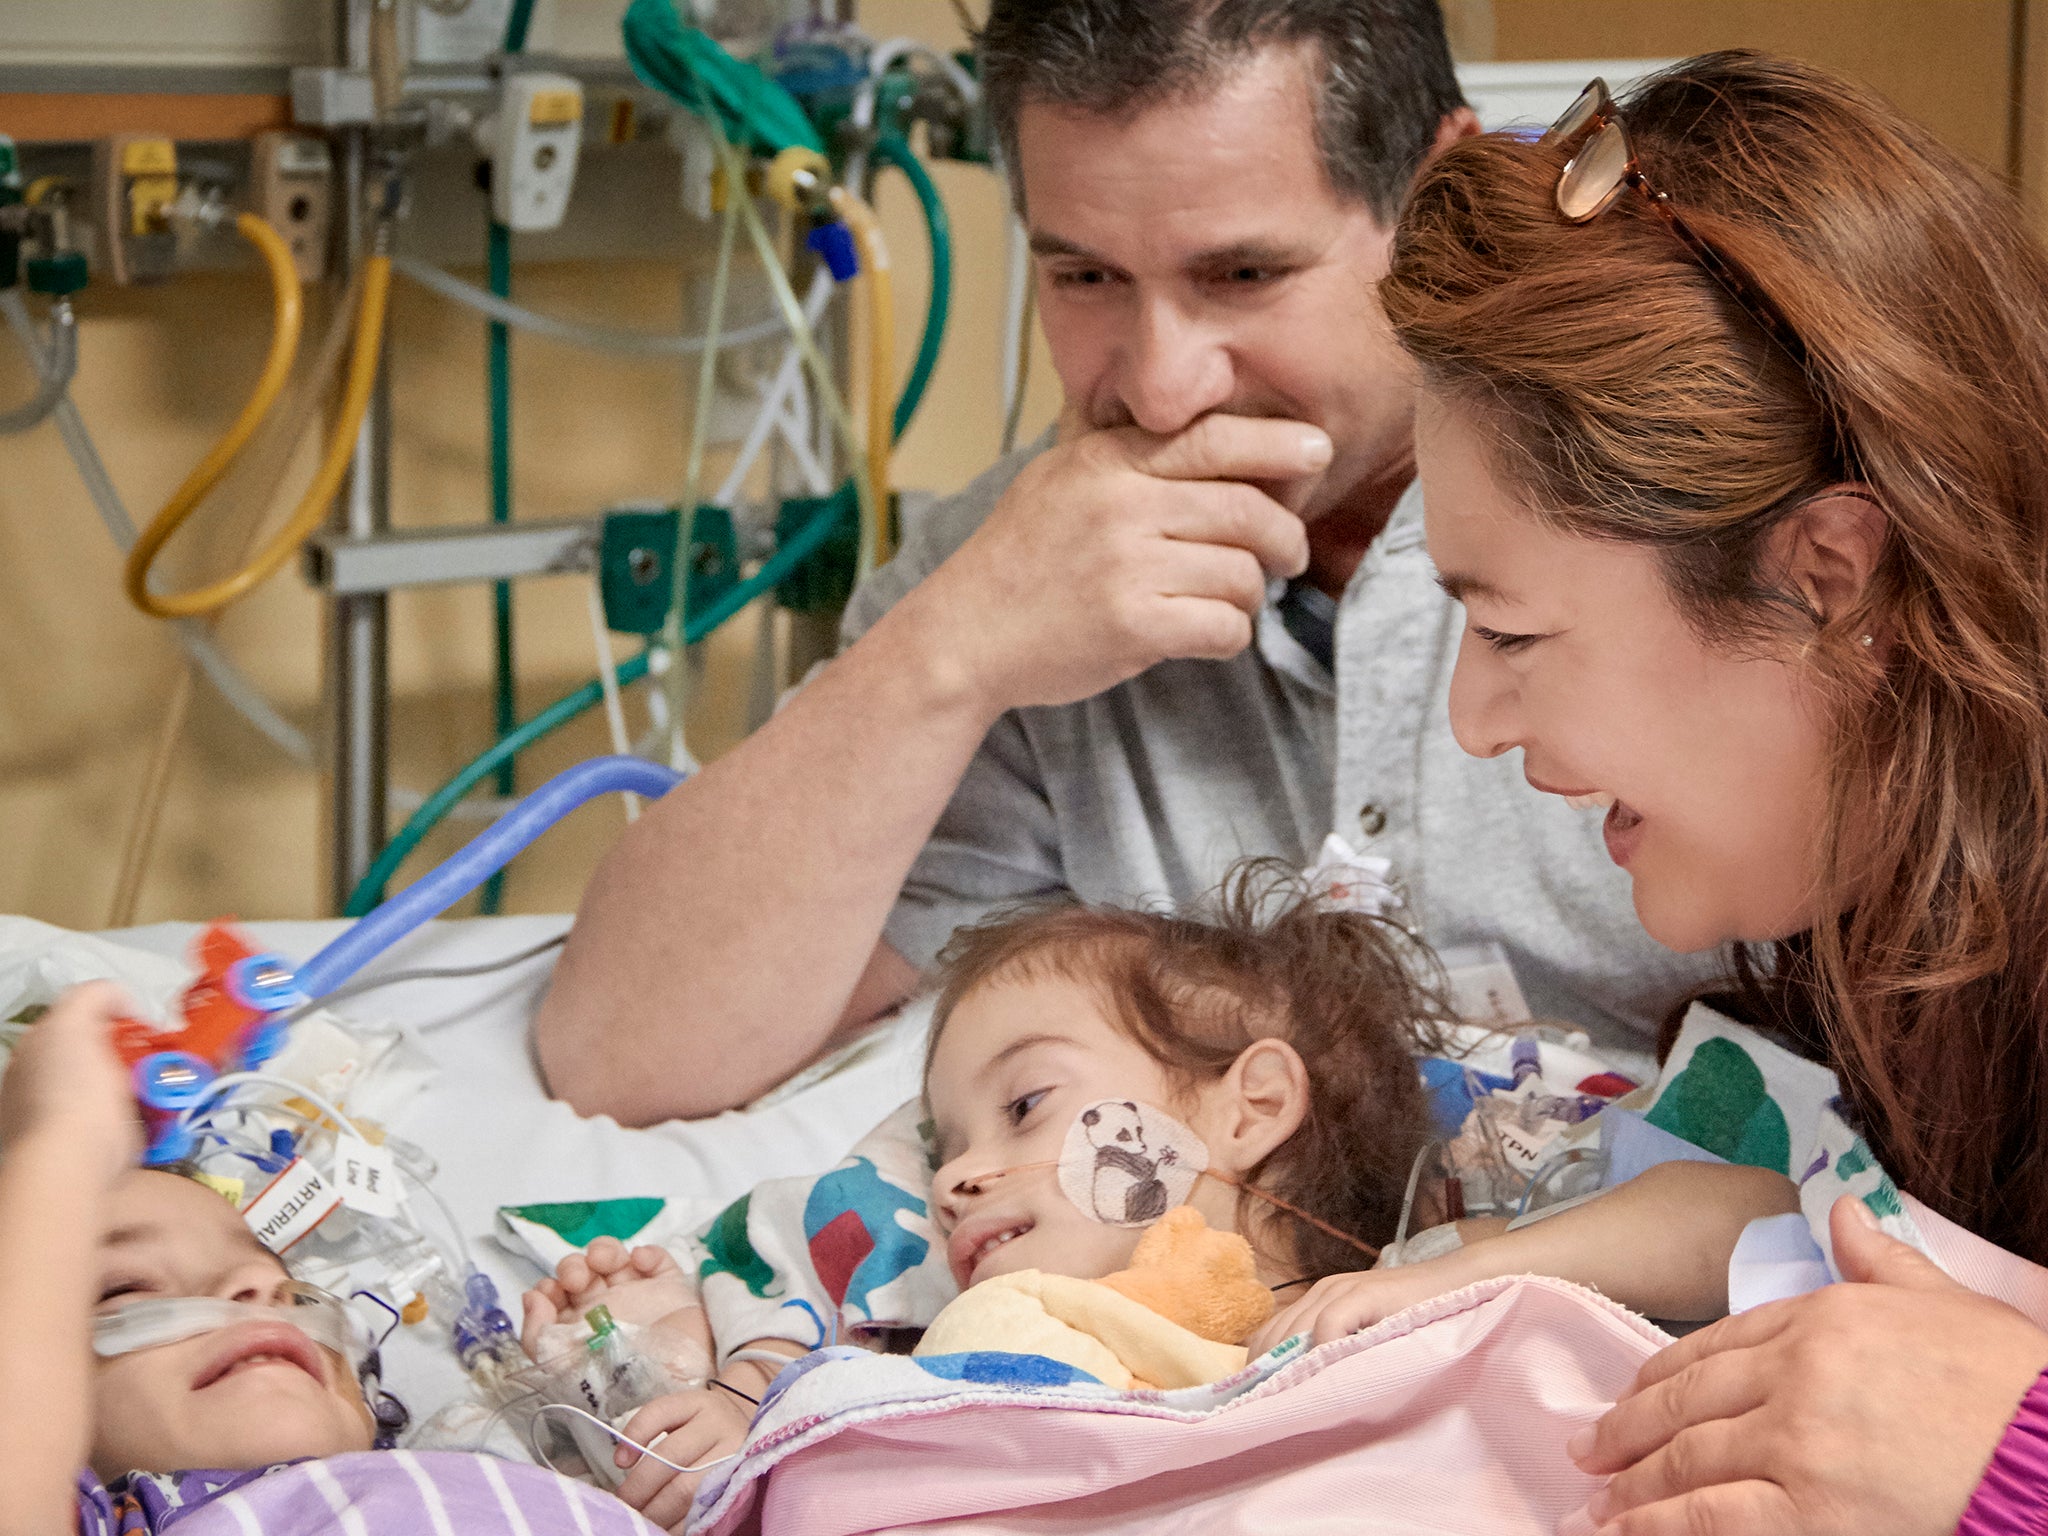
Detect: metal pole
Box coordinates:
(324, 0, 393, 910)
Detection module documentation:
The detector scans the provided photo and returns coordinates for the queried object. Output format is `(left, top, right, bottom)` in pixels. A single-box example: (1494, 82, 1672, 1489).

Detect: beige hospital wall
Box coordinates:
(0, 0, 2022, 931)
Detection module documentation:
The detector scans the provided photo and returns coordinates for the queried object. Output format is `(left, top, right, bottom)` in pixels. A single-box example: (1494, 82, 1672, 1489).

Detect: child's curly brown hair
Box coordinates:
(926, 859, 1457, 1282)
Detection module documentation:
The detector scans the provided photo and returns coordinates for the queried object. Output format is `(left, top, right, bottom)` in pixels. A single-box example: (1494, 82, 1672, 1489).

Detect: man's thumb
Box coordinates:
(1831, 1194, 1960, 1292)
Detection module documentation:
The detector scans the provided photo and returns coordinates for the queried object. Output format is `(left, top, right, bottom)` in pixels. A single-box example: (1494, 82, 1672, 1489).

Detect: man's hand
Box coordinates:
(902, 413, 1329, 718)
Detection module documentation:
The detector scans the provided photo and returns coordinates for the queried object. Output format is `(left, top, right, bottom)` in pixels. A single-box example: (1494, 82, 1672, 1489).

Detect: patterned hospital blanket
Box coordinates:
(690, 1275, 1672, 1536)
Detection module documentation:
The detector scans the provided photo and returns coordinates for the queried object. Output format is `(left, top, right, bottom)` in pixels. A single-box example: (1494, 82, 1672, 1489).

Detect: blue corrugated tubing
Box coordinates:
(298, 755, 683, 999)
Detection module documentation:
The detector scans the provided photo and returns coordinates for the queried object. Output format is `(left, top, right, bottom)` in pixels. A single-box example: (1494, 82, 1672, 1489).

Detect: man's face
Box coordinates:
(1016, 43, 1418, 529)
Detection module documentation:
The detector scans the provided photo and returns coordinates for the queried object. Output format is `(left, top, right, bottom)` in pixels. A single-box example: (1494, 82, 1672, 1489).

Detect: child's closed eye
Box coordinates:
(96, 1279, 152, 1308)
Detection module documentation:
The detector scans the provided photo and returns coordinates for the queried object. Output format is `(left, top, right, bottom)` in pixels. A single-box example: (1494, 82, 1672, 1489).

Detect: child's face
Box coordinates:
(90, 1170, 375, 1479)
(926, 971, 1220, 1291)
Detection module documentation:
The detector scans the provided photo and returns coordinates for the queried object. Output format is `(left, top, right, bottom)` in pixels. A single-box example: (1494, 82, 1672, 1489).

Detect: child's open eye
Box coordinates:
(1004, 1089, 1051, 1127)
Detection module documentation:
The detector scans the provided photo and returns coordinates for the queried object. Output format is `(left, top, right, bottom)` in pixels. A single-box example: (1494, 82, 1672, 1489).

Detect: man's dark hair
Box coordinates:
(977, 0, 1467, 223)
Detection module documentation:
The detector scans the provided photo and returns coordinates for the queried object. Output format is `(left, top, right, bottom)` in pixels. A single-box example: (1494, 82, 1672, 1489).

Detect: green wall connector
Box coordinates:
(773, 483, 861, 615)
(600, 505, 740, 635)
(26, 252, 87, 296)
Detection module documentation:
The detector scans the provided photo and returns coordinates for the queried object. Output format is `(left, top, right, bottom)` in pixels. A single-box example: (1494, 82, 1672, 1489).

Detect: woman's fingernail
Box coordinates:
(1300, 431, 1333, 469)
(1566, 1425, 1595, 1463)
(1849, 1198, 1879, 1229)
(1586, 1486, 1612, 1524)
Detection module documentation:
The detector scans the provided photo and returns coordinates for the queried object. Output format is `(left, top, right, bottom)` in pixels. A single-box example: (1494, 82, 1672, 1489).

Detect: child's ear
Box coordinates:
(1213, 1038, 1310, 1172)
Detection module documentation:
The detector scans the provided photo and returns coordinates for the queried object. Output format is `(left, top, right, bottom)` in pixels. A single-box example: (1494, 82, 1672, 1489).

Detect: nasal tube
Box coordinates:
(93, 1285, 365, 1369)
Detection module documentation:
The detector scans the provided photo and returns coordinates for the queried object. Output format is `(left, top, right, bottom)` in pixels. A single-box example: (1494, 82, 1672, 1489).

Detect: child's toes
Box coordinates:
(558, 1253, 594, 1294)
(632, 1244, 676, 1277)
(586, 1236, 629, 1274)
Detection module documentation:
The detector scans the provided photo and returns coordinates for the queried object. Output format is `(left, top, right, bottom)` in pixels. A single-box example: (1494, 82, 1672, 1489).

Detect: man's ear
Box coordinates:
(1213, 1038, 1311, 1173)
(1771, 487, 1889, 631)
(1431, 105, 1484, 156)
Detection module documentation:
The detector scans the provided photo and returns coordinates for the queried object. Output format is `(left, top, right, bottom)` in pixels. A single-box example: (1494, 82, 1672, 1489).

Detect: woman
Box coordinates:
(1381, 51, 2048, 1535)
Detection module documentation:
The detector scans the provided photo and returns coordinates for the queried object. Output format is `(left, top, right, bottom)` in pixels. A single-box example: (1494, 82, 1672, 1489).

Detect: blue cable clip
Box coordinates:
(806, 221, 860, 282)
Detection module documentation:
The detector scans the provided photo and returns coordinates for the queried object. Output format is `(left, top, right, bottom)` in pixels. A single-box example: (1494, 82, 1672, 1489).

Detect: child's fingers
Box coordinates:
(557, 1252, 593, 1295)
(1313, 1296, 1371, 1343)
(638, 1459, 708, 1531)
(614, 1392, 709, 1471)
(519, 1290, 557, 1359)
(1248, 1297, 1312, 1357)
(615, 1424, 716, 1510)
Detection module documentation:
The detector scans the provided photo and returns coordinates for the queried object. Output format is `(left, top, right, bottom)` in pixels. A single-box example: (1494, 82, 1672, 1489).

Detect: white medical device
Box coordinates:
(487, 73, 585, 232)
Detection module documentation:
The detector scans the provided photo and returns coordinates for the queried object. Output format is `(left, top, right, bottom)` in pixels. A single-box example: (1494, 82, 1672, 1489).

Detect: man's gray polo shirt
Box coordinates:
(841, 443, 1724, 1060)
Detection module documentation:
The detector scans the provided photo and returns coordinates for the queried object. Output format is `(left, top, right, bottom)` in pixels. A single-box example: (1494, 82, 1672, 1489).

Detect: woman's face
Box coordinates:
(90, 1170, 375, 1479)
(1417, 396, 1836, 952)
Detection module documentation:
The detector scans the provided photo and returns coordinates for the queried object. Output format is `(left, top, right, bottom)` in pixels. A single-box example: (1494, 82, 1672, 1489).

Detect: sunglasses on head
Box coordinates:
(1541, 77, 1807, 367)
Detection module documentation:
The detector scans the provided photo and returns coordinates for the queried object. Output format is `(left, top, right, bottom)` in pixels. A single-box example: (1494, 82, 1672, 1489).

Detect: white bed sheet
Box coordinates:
(109, 914, 929, 1426)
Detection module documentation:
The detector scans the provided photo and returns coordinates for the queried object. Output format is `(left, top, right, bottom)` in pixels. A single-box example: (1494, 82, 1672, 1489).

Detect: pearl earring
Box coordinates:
(1860, 634, 1876, 647)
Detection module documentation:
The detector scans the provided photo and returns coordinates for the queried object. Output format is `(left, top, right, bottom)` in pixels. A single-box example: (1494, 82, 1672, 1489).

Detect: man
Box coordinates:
(536, 0, 1716, 1124)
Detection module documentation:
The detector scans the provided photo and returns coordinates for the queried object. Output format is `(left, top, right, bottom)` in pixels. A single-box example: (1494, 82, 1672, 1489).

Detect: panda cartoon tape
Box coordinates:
(1057, 1099, 1209, 1227)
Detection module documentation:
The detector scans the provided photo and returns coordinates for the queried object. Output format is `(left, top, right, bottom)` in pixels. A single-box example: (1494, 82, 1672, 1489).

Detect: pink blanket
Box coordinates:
(694, 1277, 1669, 1535)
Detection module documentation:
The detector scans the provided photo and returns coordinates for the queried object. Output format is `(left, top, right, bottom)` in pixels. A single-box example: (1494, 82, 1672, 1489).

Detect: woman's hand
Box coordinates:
(1571, 1197, 2048, 1535)
(0, 981, 141, 1187)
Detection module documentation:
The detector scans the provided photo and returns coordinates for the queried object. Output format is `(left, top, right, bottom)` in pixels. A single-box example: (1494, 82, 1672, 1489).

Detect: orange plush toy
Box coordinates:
(1098, 1205, 1275, 1344)
(913, 1207, 1276, 1391)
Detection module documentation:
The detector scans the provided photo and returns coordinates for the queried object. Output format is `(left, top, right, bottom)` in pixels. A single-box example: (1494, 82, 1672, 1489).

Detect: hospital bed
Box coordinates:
(110, 911, 932, 1431)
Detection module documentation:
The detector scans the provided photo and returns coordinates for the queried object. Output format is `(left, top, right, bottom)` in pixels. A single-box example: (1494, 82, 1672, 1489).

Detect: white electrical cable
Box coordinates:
(529, 1402, 736, 1479)
(0, 291, 76, 434)
(772, 391, 832, 496)
(585, 579, 640, 822)
(386, 784, 521, 823)
(391, 255, 805, 359)
(711, 270, 834, 509)
(24, 287, 552, 827)
(1, 288, 319, 766)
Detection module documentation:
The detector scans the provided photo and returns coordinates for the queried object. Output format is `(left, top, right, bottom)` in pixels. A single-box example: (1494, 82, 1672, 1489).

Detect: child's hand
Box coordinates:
(610, 1383, 754, 1531)
(1245, 1257, 1476, 1357)
(521, 1237, 698, 1362)
(0, 982, 141, 1185)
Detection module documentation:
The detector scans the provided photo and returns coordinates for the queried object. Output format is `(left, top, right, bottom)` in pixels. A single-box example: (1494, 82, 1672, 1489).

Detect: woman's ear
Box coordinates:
(1211, 1038, 1311, 1174)
(1773, 487, 1888, 630)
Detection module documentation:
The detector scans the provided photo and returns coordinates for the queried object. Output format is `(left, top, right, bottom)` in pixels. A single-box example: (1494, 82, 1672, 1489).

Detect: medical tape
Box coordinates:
(93, 1282, 366, 1368)
(1057, 1100, 1209, 1226)
(947, 1103, 1383, 1267)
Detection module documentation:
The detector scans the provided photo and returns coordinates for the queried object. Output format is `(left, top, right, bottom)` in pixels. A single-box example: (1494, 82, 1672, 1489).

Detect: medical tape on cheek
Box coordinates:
(92, 1290, 361, 1366)
(1057, 1100, 1210, 1227)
